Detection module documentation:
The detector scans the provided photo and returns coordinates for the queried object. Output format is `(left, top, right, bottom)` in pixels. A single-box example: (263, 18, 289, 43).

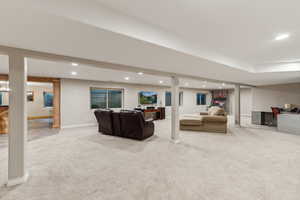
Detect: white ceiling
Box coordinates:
(96, 0, 300, 69)
(0, 0, 300, 85)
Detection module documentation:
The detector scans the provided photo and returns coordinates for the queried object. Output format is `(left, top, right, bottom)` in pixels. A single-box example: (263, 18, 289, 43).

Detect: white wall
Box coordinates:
(228, 83, 300, 117)
(179, 88, 211, 115)
(252, 84, 300, 112)
(0, 84, 53, 117)
(60, 79, 211, 128)
(229, 88, 253, 117)
(27, 84, 53, 117)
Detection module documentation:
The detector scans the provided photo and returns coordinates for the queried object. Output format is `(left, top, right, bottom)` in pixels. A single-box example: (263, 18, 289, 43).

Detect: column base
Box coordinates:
(171, 138, 180, 144)
(6, 172, 29, 187)
(235, 124, 242, 128)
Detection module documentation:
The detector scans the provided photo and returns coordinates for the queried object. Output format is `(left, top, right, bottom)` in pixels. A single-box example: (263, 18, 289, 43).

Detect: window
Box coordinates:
(179, 91, 183, 106)
(90, 88, 123, 109)
(165, 92, 171, 106)
(196, 93, 206, 105)
(43, 92, 53, 107)
(165, 91, 183, 106)
(108, 90, 122, 108)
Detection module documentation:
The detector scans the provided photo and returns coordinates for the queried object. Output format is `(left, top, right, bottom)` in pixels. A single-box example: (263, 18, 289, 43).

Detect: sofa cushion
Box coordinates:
(201, 115, 227, 123)
(208, 106, 225, 116)
(181, 114, 202, 118)
(180, 118, 203, 126)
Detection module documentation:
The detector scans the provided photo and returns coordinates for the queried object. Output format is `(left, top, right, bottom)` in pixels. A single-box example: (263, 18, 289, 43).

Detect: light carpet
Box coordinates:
(0, 119, 299, 200)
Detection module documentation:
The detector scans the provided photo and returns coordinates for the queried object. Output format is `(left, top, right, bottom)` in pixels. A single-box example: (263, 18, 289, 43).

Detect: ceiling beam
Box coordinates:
(0, 74, 60, 83)
(0, 45, 255, 87)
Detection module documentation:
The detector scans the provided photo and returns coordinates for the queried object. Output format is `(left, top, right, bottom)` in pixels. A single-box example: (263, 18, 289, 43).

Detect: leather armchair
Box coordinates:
(119, 111, 154, 140)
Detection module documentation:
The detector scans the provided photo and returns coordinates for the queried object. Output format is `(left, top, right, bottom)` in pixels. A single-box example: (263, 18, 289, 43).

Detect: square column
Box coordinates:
(171, 76, 180, 143)
(235, 84, 241, 127)
(7, 54, 28, 186)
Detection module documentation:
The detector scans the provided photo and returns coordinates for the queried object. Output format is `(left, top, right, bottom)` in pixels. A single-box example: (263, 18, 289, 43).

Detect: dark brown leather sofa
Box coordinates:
(94, 109, 154, 140)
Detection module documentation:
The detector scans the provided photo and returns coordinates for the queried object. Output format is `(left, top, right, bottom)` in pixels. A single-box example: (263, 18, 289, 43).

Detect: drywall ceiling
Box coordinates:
(0, 0, 299, 85)
(96, 0, 300, 72)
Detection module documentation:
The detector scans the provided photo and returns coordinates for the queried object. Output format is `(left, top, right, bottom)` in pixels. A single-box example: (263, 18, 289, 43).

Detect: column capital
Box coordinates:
(171, 76, 180, 85)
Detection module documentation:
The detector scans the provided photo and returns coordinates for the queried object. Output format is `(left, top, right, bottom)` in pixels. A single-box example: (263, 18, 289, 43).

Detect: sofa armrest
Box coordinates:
(200, 112, 208, 115)
(142, 120, 155, 139)
(146, 118, 154, 122)
(145, 118, 154, 125)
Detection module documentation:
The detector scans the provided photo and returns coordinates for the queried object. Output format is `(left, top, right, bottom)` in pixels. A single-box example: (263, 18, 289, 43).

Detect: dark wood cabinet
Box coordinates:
(157, 107, 165, 120)
(140, 107, 166, 120)
(252, 111, 274, 126)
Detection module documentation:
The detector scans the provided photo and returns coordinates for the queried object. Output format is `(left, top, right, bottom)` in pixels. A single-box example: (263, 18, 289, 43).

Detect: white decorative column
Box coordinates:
(235, 84, 241, 127)
(7, 54, 28, 186)
(171, 76, 180, 143)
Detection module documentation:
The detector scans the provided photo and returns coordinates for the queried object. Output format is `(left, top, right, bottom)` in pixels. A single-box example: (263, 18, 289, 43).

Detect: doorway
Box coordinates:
(0, 75, 61, 142)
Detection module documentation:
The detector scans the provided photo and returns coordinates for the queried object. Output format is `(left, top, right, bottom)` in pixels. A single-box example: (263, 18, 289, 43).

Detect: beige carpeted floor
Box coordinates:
(0, 118, 300, 200)
(0, 119, 58, 149)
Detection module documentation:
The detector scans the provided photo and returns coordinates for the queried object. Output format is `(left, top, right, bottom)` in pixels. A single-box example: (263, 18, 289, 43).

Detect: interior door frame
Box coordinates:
(0, 74, 61, 129)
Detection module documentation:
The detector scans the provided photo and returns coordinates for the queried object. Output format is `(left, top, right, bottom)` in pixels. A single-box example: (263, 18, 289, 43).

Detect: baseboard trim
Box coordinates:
(241, 114, 251, 118)
(61, 123, 97, 129)
(6, 172, 29, 187)
(28, 115, 53, 120)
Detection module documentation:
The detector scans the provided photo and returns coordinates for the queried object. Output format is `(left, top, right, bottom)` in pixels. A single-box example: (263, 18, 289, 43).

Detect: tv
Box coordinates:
(139, 91, 158, 105)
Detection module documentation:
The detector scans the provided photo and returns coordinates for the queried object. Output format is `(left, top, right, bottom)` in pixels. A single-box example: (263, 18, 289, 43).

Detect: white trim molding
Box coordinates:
(241, 114, 251, 118)
(6, 172, 29, 187)
(61, 123, 97, 129)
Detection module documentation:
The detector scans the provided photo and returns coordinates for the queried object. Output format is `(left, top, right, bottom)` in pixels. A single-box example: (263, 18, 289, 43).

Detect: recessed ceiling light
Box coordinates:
(137, 72, 144, 75)
(124, 77, 130, 81)
(222, 83, 226, 86)
(71, 62, 79, 66)
(159, 80, 164, 84)
(275, 33, 290, 41)
(71, 71, 77, 75)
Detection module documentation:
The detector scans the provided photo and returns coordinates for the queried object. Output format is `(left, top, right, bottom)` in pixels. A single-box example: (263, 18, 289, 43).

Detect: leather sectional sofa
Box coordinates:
(94, 109, 154, 140)
(180, 106, 228, 133)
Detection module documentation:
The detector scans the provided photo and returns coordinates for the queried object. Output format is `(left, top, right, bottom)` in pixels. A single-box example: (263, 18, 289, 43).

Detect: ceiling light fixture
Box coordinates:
(124, 77, 130, 81)
(137, 72, 144, 75)
(275, 33, 290, 41)
(71, 71, 77, 75)
(202, 85, 206, 88)
(159, 80, 164, 84)
(71, 62, 79, 66)
(222, 83, 226, 86)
